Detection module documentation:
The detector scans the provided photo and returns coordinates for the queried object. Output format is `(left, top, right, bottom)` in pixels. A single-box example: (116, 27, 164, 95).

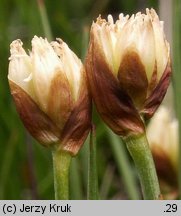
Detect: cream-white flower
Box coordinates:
(9, 36, 83, 113)
(147, 106, 178, 172)
(92, 8, 170, 83)
(85, 9, 171, 137)
(8, 39, 36, 102)
(8, 36, 91, 154)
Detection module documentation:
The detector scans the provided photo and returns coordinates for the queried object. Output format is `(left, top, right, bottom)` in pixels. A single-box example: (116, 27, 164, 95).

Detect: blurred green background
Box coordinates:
(0, 0, 180, 200)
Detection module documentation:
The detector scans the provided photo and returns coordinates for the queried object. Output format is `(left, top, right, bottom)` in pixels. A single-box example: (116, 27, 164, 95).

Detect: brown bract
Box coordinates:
(9, 75, 91, 155)
(86, 33, 145, 137)
(60, 72, 92, 154)
(118, 49, 148, 108)
(47, 69, 73, 131)
(9, 80, 60, 146)
(118, 50, 171, 118)
(141, 63, 171, 119)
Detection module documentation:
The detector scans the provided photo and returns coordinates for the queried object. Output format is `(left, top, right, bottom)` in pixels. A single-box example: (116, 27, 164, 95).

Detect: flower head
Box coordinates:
(147, 106, 178, 198)
(8, 36, 91, 155)
(86, 9, 171, 136)
(147, 106, 178, 175)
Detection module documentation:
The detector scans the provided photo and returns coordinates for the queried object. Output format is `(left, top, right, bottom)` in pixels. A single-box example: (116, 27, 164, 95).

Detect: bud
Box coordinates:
(147, 106, 178, 198)
(85, 9, 171, 136)
(8, 36, 91, 155)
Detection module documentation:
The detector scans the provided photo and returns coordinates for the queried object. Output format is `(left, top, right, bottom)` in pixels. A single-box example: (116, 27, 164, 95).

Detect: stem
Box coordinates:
(52, 150, 72, 200)
(87, 126, 99, 200)
(125, 133, 161, 200)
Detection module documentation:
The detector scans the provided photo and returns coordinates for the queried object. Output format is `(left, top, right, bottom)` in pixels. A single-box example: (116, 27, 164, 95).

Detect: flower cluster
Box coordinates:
(8, 8, 171, 153)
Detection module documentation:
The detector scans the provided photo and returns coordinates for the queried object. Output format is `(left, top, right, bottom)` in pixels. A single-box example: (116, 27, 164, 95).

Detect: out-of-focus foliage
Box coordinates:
(1, 0, 173, 200)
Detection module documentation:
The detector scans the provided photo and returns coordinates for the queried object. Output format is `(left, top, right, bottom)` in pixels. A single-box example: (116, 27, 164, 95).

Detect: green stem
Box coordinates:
(125, 133, 161, 200)
(87, 127, 99, 200)
(52, 150, 72, 200)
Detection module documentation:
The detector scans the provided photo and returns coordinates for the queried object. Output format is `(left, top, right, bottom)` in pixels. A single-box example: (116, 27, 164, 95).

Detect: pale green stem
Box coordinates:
(125, 133, 161, 200)
(52, 150, 72, 200)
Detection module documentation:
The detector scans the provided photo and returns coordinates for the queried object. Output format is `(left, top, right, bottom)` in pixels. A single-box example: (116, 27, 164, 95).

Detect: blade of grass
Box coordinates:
(38, 171, 53, 196)
(106, 127, 140, 200)
(70, 157, 83, 200)
(26, 133, 38, 199)
(87, 126, 99, 200)
(0, 131, 19, 199)
(172, 0, 181, 198)
(37, 0, 53, 41)
(100, 165, 114, 199)
(79, 137, 89, 197)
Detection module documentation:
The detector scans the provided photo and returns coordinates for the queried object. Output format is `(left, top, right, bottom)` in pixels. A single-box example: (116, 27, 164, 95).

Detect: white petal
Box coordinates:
(8, 39, 36, 101)
(135, 15, 155, 82)
(51, 39, 82, 101)
(115, 14, 135, 71)
(93, 16, 121, 75)
(149, 9, 169, 80)
(93, 9, 170, 83)
(31, 36, 62, 112)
